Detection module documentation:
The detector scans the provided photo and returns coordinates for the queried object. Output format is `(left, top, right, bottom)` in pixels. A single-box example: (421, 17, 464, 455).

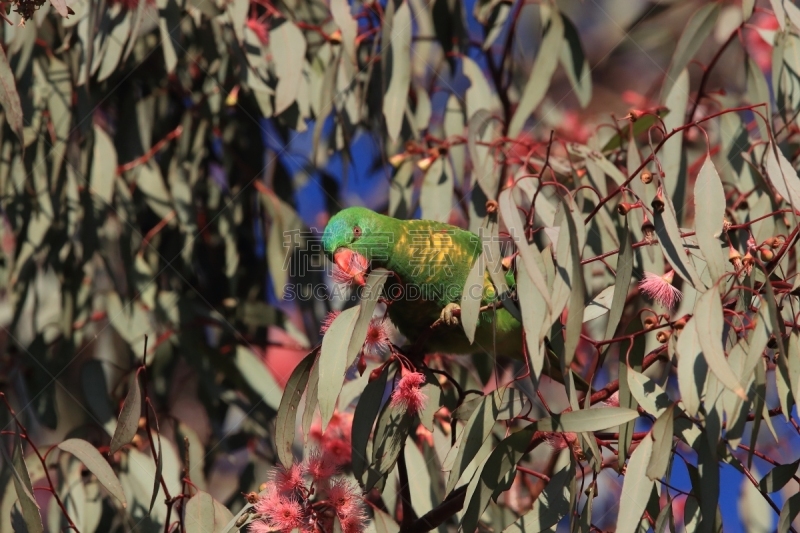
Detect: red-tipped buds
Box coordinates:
(656, 330, 672, 344)
(651, 188, 665, 214)
(617, 202, 635, 216)
(368, 366, 384, 383)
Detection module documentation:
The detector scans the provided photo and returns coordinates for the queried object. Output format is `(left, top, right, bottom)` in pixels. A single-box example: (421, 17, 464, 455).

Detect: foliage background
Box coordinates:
(1, 0, 800, 531)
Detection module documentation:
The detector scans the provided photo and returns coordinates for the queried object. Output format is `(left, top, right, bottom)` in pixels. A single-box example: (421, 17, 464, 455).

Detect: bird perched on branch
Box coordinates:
(321, 207, 522, 357)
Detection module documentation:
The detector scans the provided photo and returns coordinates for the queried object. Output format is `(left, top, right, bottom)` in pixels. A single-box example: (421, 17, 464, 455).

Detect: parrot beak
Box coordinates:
(334, 248, 354, 271)
(333, 248, 367, 286)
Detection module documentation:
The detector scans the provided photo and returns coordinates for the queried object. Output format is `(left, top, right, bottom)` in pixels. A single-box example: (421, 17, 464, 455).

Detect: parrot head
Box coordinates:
(322, 207, 393, 286)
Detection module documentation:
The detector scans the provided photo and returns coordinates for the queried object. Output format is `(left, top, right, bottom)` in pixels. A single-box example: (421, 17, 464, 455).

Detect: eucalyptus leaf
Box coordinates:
(109, 371, 142, 454)
(275, 350, 317, 467)
(58, 439, 127, 508)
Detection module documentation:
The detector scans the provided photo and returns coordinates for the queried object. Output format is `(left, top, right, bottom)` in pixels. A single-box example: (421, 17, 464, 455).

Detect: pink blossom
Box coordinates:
(327, 479, 367, 533)
(265, 497, 304, 531)
(308, 411, 354, 466)
(248, 520, 275, 533)
(323, 437, 351, 465)
(639, 270, 682, 309)
(363, 318, 390, 356)
(327, 478, 360, 516)
(390, 371, 428, 414)
(332, 249, 368, 286)
(247, 17, 269, 45)
(320, 310, 341, 335)
(272, 463, 306, 494)
(306, 450, 338, 482)
(744, 14, 778, 72)
(340, 514, 368, 533)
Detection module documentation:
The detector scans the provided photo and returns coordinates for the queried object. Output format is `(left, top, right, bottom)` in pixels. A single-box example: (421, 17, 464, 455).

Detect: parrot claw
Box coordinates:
(440, 303, 461, 327)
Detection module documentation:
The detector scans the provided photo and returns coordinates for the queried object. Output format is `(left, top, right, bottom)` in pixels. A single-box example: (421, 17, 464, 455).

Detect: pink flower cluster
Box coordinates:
(639, 270, 682, 309)
(390, 371, 428, 414)
(309, 411, 354, 467)
(250, 458, 368, 533)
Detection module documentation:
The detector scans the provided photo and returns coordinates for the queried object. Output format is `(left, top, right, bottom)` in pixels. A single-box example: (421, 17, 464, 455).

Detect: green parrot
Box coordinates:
(321, 207, 522, 357)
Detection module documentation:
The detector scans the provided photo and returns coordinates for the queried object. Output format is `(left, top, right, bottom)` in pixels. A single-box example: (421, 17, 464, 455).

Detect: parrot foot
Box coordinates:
(440, 303, 461, 327)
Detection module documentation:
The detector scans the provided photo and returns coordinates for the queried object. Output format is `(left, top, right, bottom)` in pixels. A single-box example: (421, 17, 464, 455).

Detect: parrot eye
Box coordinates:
(353, 226, 362, 238)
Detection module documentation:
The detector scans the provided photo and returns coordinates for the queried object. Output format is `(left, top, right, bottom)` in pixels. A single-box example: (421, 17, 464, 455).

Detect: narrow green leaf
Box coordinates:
(302, 361, 320, 441)
(275, 350, 317, 467)
(347, 269, 389, 367)
(788, 331, 800, 415)
(419, 372, 442, 432)
(766, 143, 800, 213)
(693, 157, 727, 284)
(743, 301, 772, 382)
(582, 285, 615, 322)
(615, 434, 655, 533)
(461, 427, 536, 533)
(646, 405, 675, 481)
(185, 491, 215, 533)
(559, 13, 591, 108)
(331, 0, 357, 63)
(373, 506, 400, 533)
(577, 484, 594, 533)
(508, 4, 564, 136)
(4, 434, 44, 533)
(661, 69, 688, 200)
(213, 498, 235, 532)
(148, 421, 162, 513)
(603, 221, 633, 342)
(561, 196, 585, 370)
(368, 396, 413, 491)
(760, 458, 800, 493)
(383, 0, 411, 140)
(661, 3, 721, 100)
(0, 44, 24, 143)
(618, 321, 645, 469)
(234, 346, 283, 411)
(91, 125, 118, 205)
(460, 253, 485, 343)
(535, 407, 639, 433)
(58, 439, 127, 508)
(110, 371, 141, 454)
(156, 0, 180, 73)
(452, 389, 529, 421)
(654, 192, 703, 289)
(779, 492, 800, 533)
(446, 388, 506, 494)
(272, 20, 307, 115)
(498, 188, 551, 309)
(773, 0, 787, 30)
(746, 57, 772, 141)
(676, 318, 706, 416)
(695, 288, 747, 399)
(319, 307, 361, 429)
(502, 457, 573, 532)
(352, 368, 388, 485)
(743, 0, 755, 20)
(463, 56, 499, 119)
(226, 0, 248, 43)
(627, 369, 671, 417)
(419, 158, 453, 223)
(517, 256, 549, 377)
